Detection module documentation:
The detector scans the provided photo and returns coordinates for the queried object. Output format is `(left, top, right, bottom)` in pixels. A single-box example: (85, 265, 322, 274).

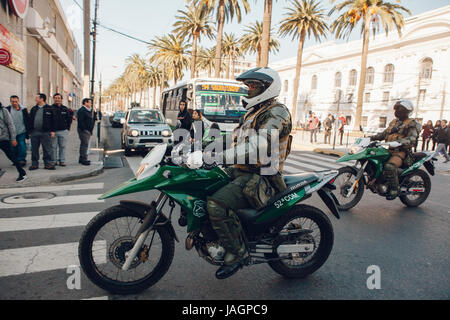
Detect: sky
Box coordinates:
(60, 0, 450, 90)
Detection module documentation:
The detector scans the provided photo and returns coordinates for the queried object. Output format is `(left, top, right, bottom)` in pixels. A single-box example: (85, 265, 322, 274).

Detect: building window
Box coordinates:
(349, 69, 357, 86)
(420, 58, 433, 79)
(379, 117, 387, 128)
(382, 91, 390, 105)
(366, 67, 374, 85)
(284, 80, 289, 93)
(334, 72, 341, 88)
(383, 64, 395, 83)
(418, 89, 426, 106)
(345, 116, 352, 126)
(311, 75, 317, 90)
(347, 93, 354, 103)
(364, 92, 371, 103)
(362, 116, 368, 127)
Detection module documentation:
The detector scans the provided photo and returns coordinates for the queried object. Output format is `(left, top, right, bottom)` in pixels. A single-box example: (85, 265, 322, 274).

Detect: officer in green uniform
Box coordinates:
(205, 67, 292, 280)
(370, 100, 421, 200)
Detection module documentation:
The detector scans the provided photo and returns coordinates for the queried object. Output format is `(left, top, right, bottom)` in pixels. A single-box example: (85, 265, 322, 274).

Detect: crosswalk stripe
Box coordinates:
(287, 154, 342, 169)
(0, 194, 104, 210)
(0, 183, 105, 195)
(283, 164, 305, 174)
(0, 241, 106, 277)
(290, 153, 342, 164)
(0, 212, 98, 233)
(284, 159, 331, 171)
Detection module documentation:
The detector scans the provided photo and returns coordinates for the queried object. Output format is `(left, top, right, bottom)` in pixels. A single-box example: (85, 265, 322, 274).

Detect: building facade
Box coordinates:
(0, 0, 83, 109)
(271, 5, 450, 132)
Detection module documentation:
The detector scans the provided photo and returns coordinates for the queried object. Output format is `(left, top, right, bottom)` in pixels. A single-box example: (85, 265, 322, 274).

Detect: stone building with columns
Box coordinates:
(271, 5, 450, 132)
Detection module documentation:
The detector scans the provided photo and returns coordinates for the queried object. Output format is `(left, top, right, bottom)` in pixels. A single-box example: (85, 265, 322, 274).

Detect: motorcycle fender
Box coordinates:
(423, 161, 435, 176)
(317, 189, 340, 219)
(119, 200, 179, 243)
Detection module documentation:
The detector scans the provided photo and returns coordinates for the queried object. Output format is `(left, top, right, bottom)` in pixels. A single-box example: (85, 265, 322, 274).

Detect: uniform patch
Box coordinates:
(193, 200, 207, 218)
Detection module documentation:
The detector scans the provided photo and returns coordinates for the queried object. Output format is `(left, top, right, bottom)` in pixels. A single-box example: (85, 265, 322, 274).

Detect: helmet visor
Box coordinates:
(243, 80, 265, 98)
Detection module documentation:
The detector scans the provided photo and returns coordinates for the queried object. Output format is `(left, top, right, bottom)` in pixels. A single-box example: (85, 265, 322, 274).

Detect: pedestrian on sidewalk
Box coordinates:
(52, 93, 74, 167)
(6, 95, 30, 167)
(77, 98, 95, 166)
(308, 112, 319, 143)
(28, 94, 57, 171)
(431, 120, 441, 151)
(338, 114, 346, 145)
(323, 114, 333, 144)
(0, 102, 27, 182)
(434, 120, 449, 163)
(420, 120, 433, 151)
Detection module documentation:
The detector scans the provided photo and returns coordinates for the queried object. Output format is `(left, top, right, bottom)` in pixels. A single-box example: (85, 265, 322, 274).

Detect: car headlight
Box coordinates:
(129, 129, 139, 137)
(162, 129, 171, 137)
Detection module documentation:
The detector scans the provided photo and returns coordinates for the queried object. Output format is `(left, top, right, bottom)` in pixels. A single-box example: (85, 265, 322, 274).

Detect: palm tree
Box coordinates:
(260, 0, 286, 67)
(173, 4, 215, 78)
(190, 0, 250, 78)
(222, 33, 241, 79)
(149, 34, 190, 85)
(125, 53, 149, 105)
(279, 0, 328, 126)
(240, 21, 280, 67)
(148, 66, 162, 107)
(330, 0, 410, 129)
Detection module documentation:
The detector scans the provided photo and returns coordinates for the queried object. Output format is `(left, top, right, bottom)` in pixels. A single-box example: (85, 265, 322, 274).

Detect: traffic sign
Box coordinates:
(8, 0, 29, 19)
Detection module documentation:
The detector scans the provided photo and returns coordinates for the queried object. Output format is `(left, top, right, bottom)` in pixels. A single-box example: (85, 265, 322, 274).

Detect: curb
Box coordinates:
(313, 148, 346, 157)
(49, 161, 104, 183)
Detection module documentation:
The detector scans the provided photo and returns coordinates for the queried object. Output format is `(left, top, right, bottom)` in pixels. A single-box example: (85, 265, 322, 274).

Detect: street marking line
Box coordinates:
(0, 241, 106, 277)
(283, 158, 331, 171)
(0, 183, 104, 195)
(0, 194, 104, 210)
(290, 153, 345, 164)
(283, 164, 306, 174)
(83, 296, 109, 300)
(0, 212, 98, 232)
(287, 154, 342, 169)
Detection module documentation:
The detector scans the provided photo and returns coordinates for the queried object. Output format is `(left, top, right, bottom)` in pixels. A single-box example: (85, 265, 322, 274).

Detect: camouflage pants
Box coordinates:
(207, 167, 253, 260)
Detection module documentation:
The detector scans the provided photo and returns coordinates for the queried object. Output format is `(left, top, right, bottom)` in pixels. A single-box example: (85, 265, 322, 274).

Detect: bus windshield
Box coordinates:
(195, 84, 247, 123)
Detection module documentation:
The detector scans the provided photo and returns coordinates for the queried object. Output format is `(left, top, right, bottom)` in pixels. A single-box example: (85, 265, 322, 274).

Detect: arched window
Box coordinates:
(421, 58, 433, 79)
(311, 75, 317, 90)
(284, 79, 289, 93)
(349, 69, 357, 86)
(334, 72, 342, 88)
(383, 64, 395, 83)
(366, 67, 374, 85)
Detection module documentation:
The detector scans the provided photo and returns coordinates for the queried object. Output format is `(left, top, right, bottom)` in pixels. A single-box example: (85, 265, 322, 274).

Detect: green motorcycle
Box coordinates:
(333, 138, 436, 210)
(78, 143, 340, 294)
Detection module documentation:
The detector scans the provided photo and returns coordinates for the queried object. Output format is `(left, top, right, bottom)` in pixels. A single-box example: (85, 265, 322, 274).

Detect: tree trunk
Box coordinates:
(153, 86, 157, 107)
(354, 17, 371, 130)
(291, 30, 306, 128)
(173, 62, 178, 85)
(208, 66, 211, 78)
(257, 45, 262, 67)
(214, 0, 225, 78)
(260, 0, 272, 67)
(226, 54, 231, 79)
(232, 59, 236, 78)
(191, 34, 199, 79)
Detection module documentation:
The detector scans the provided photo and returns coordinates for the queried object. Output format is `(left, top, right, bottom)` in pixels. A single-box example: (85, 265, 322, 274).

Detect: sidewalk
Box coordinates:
(0, 126, 104, 188)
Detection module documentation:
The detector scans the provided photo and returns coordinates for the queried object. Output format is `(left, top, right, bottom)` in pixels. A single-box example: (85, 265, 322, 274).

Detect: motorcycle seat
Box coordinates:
(283, 172, 320, 188)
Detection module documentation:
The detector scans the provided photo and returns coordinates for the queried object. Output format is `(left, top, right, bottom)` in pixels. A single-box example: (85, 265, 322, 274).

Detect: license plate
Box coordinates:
(145, 144, 153, 147)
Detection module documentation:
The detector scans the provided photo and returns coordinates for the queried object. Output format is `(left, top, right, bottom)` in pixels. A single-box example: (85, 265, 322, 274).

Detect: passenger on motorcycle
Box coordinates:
(369, 100, 421, 200)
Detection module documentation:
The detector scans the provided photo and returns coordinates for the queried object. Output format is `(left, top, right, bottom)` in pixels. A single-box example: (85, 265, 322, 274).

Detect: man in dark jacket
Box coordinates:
(52, 93, 74, 167)
(0, 102, 27, 182)
(6, 95, 30, 167)
(77, 98, 96, 165)
(28, 93, 56, 170)
(435, 120, 449, 163)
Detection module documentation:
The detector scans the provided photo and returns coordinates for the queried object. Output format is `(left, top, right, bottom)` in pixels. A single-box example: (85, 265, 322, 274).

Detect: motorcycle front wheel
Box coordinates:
(266, 205, 334, 279)
(333, 166, 365, 210)
(78, 205, 175, 294)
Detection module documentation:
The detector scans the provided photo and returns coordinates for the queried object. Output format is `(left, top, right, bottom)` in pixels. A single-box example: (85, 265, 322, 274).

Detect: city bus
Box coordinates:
(160, 78, 248, 133)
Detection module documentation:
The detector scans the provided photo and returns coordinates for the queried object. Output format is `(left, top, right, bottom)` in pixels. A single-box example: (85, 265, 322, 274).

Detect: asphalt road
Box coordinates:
(0, 121, 448, 300)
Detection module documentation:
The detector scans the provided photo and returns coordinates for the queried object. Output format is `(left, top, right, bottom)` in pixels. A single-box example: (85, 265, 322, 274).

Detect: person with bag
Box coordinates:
(420, 120, 433, 151)
(203, 67, 292, 280)
(0, 102, 27, 182)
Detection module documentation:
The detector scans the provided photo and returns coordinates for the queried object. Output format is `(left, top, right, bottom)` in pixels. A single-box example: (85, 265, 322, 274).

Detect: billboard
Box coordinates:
(0, 24, 25, 74)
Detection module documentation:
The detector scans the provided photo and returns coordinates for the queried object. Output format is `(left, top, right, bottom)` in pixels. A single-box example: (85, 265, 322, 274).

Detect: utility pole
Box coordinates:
(333, 89, 342, 150)
(83, 0, 91, 98)
(90, 0, 99, 100)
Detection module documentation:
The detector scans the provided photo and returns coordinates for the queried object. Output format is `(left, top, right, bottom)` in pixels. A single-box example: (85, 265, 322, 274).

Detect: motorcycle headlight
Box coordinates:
(162, 129, 171, 137)
(129, 129, 139, 137)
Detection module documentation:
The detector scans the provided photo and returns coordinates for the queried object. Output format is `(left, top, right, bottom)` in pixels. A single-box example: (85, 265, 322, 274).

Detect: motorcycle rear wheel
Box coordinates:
(78, 205, 175, 294)
(266, 205, 334, 279)
(399, 169, 431, 207)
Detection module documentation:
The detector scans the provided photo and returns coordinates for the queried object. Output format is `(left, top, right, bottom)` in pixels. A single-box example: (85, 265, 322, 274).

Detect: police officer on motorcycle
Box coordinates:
(370, 100, 421, 200)
(204, 67, 292, 280)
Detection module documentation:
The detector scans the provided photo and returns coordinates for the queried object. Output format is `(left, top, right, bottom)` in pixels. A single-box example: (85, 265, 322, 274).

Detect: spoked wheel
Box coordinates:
(78, 205, 174, 294)
(399, 169, 431, 207)
(333, 166, 364, 210)
(266, 205, 334, 278)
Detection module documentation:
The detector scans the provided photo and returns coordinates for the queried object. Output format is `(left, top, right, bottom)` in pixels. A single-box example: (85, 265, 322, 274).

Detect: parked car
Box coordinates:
(111, 111, 126, 128)
(121, 108, 174, 156)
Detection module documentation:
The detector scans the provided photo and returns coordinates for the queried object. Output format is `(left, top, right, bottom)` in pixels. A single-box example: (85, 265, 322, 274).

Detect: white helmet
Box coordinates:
(395, 99, 414, 113)
(236, 67, 281, 110)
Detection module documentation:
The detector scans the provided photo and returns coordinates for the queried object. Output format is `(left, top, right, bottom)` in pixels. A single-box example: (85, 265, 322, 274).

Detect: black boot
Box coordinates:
(215, 261, 244, 280)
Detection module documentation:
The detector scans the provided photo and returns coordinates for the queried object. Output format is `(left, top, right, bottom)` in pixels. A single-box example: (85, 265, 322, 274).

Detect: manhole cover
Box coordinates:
(2, 192, 56, 204)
